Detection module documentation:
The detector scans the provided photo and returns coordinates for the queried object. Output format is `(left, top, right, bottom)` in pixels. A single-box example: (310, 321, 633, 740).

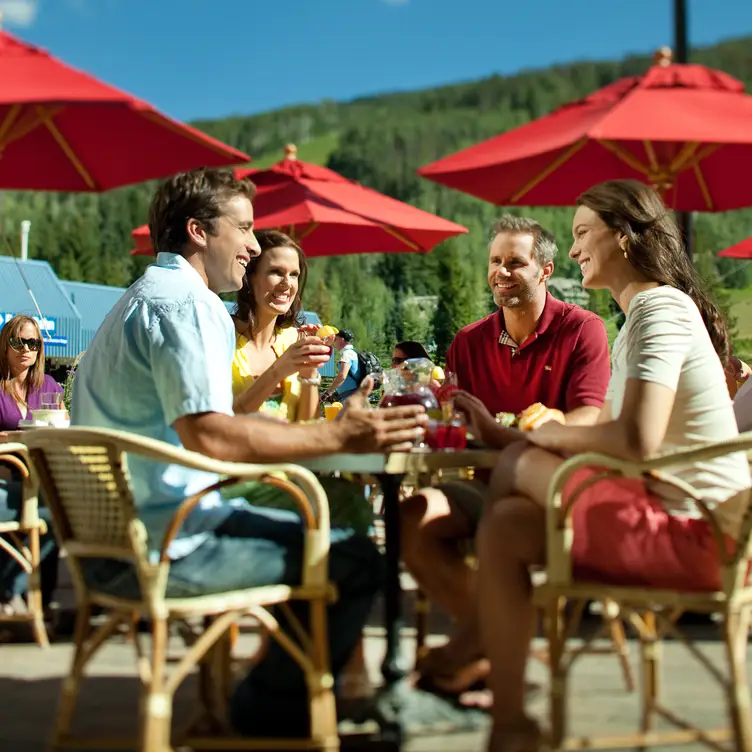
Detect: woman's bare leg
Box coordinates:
(477, 445, 565, 751)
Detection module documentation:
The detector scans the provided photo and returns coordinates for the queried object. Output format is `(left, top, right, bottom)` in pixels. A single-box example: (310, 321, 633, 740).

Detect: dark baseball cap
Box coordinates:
(337, 329, 354, 343)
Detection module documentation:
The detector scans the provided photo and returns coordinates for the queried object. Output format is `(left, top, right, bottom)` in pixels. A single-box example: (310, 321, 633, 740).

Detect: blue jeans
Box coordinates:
(81, 500, 383, 737)
(0, 475, 59, 605)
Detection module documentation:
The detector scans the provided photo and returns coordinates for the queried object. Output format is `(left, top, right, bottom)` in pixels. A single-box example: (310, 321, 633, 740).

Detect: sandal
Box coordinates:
(415, 657, 491, 697)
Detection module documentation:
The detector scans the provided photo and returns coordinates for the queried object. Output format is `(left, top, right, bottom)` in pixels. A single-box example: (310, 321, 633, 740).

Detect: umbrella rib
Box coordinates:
(693, 163, 715, 211)
(296, 223, 319, 241)
(643, 140, 659, 173)
(509, 138, 588, 203)
(0, 103, 21, 146)
(380, 223, 421, 251)
(138, 109, 246, 159)
(38, 106, 96, 189)
(0, 104, 64, 152)
(597, 140, 650, 175)
(669, 142, 701, 174)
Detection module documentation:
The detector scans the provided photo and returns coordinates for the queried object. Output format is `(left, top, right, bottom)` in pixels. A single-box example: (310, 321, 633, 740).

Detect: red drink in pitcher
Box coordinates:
(380, 392, 436, 410)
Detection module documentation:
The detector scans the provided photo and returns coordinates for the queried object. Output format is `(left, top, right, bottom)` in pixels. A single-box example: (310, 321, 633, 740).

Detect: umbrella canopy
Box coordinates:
(130, 144, 467, 256)
(0, 28, 250, 191)
(418, 48, 752, 212)
(718, 237, 752, 259)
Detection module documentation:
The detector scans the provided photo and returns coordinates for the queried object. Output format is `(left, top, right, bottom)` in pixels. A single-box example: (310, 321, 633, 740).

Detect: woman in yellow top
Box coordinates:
(231, 230, 330, 421)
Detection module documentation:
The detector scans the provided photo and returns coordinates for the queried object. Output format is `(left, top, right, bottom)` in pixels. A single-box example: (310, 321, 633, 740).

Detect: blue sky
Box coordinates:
(5, 0, 752, 122)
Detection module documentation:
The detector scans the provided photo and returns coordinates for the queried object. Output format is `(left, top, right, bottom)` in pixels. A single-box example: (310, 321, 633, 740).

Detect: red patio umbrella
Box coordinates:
(130, 144, 467, 256)
(418, 48, 752, 212)
(0, 28, 249, 191)
(718, 238, 752, 259)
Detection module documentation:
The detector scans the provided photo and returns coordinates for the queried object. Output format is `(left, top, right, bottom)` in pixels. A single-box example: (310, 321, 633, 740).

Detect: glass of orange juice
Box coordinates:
(324, 402, 343, 421)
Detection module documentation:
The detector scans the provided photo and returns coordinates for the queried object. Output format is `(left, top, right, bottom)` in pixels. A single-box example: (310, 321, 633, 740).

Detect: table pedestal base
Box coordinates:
(341, 679, 489, 747)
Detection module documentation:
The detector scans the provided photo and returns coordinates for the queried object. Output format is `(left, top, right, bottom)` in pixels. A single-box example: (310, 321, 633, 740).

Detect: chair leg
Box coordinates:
(307, 598, 339, 751)
(26, 526, 49, 648)
(546, 597, 568, 750)
(138, 617, 173, 752)
(638, 611, 660, 750)
(723, 607, 752, 752)
(50, 602, 92, 748)
(413, 588, 430, 669)
(604, 611, 634, 692)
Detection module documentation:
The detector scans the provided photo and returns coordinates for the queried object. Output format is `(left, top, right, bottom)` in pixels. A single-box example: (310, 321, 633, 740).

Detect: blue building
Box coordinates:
(0, 256, 335, 377)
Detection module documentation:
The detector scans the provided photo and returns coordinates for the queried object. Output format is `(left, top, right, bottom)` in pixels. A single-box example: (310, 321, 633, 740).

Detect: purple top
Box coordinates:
(0, 374, 64, 431)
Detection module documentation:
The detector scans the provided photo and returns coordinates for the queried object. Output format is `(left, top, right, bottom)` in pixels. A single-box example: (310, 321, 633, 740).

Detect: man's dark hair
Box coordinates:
(337, 329, 354, 343)
(148, 168, 257, 255)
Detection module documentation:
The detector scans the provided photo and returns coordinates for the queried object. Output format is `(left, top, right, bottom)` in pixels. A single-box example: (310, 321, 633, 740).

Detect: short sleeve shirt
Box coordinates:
(445, 293, 610, 416)
(337, 344, 360, 394)
(608, 286, 750, 535)
(71, 252, 236, 557)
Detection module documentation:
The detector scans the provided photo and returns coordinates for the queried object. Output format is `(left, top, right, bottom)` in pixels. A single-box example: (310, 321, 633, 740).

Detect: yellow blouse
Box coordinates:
(231, 327, 303, 422)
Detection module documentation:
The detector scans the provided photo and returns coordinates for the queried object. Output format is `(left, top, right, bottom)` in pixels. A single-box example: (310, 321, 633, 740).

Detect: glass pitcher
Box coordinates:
(380, 359, 441, 449)
(380, 358, 441, 415)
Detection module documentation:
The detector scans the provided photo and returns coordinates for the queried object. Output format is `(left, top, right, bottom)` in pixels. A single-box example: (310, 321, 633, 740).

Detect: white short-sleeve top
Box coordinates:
(608, 286, 750, 537)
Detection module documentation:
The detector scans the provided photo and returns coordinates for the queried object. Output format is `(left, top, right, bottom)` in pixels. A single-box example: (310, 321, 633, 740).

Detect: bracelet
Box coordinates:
(300, 373, 322, 386)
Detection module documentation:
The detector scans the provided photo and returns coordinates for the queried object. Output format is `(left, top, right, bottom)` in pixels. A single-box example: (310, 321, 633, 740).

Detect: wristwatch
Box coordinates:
(300, 373, 322, 386)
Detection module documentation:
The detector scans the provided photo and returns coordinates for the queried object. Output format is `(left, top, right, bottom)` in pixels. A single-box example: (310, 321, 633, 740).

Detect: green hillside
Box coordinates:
(3, 35, 752, 359)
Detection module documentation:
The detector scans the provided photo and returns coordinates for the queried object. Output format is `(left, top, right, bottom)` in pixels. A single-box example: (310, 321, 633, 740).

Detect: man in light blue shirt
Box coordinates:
(71, 169, 426, 738)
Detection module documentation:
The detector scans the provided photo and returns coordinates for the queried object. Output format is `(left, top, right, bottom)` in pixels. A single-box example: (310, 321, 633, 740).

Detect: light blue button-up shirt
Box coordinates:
(71, 252, 237, 558)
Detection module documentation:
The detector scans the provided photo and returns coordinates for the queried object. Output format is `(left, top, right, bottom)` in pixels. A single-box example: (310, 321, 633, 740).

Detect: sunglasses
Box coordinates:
(9, 336, 41, 352)
(392, 357, 407, 365)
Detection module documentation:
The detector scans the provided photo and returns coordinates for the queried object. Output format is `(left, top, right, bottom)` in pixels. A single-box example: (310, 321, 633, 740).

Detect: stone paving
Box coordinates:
(0, 606, 745, 752)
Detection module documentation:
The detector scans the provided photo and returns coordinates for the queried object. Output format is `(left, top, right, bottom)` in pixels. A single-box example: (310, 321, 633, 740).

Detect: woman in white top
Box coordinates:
(460, 179, 751, 752)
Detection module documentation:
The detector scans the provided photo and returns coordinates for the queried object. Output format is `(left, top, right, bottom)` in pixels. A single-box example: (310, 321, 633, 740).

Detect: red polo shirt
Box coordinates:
(445, 293, 610, 416)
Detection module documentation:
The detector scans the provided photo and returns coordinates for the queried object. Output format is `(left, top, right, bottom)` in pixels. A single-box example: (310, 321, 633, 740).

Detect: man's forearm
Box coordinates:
(178, 412, 345, 464)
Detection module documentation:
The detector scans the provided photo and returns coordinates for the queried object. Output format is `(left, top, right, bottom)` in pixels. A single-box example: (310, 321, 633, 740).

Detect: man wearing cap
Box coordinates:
(323, 329, 361, 403)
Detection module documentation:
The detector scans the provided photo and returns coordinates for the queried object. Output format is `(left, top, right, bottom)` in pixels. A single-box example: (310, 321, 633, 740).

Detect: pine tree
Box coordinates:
(431, 241, 478, 362)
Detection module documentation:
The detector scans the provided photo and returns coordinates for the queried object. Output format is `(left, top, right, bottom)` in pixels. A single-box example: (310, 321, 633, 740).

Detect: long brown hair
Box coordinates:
(234, 230, 308, 332)
(0, 315, 46, 397)
(576, 179, 730, 366)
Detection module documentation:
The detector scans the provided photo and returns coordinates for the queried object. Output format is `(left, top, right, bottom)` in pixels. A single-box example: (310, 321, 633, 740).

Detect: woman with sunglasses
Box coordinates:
(0, 315, 61, 620)
(392, 340, 445, 389)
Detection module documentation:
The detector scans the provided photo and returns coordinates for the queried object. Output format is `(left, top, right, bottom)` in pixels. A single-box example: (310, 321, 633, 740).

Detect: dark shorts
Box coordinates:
(439, 479, 489, 529)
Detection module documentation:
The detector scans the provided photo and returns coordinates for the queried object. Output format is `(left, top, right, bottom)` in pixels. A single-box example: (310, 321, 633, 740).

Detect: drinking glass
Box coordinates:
(425, 409, 468, 452)
(41, 392, 63, 410)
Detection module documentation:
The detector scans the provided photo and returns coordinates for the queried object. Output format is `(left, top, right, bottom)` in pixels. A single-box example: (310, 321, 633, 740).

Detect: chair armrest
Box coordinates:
(148, 461, 330, 566)
(24, 427, 333, 583)
(545, 431, 752, 585)
(0, 446, 44, 530)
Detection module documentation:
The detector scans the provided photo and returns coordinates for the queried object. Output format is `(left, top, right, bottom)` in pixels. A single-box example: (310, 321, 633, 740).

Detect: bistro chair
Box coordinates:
(0, 442, 49, 647)
(534, 433, 752, 750)
(24, 427, 339, 752)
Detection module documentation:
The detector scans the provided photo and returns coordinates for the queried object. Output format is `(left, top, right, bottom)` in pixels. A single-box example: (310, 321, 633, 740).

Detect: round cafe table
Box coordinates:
(299, 449, 501, 739)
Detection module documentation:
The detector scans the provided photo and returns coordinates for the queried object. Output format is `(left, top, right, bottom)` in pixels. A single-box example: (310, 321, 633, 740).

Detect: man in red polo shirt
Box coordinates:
(401, 214, 610, 691)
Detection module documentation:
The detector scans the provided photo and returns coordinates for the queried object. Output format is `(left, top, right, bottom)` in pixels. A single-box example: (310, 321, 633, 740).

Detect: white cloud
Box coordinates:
(0, 0, 39, 27)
